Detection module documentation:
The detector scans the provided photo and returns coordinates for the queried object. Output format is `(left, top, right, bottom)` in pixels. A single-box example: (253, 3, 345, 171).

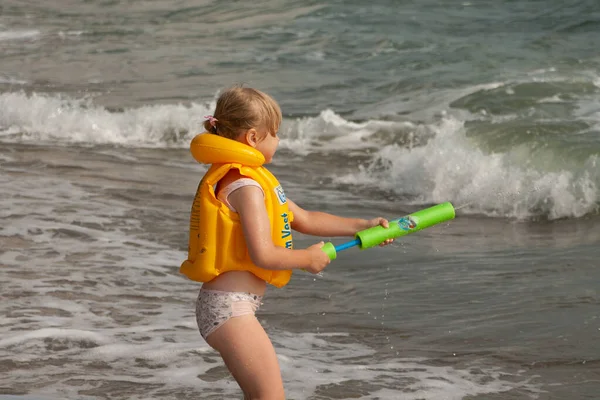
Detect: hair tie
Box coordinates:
(204, 115, 218, 133)
(204, 115, 218, 127)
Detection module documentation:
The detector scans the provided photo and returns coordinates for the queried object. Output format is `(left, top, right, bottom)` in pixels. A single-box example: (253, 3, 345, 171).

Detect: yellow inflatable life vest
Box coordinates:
(179, 133, 294, 288)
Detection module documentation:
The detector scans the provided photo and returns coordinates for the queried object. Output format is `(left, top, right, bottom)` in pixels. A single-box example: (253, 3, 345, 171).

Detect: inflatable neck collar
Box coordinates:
(190, 133, 265, 166)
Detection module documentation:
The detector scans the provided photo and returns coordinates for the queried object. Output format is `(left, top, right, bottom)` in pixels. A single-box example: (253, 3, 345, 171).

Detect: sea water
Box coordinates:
(1, 1, 599, 399)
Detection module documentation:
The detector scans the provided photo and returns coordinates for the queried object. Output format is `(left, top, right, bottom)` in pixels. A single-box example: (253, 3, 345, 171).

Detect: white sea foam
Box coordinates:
(0, 328, 109, 348)
(57, 30, 85, 38)
(0, 75, 27, 85)
(538, 95, 566, 103)
(0, 92, 211, 146)
(0, 89, 598, 219)
(271, 330, 541, 400)
(574, 94, 600, 134)
(279, 108, 409, 154)
(0, 29, 40, 41)
(0, 325, 541, 400)
(336, 116, 599, 219)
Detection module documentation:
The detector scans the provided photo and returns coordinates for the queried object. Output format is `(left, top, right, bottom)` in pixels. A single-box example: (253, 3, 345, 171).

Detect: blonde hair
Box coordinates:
(204, 86, 282, 140)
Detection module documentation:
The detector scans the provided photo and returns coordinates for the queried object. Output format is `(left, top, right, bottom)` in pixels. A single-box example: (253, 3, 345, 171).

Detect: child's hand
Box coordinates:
(366, 217, 395, 246)
(305, 241, 331, 274)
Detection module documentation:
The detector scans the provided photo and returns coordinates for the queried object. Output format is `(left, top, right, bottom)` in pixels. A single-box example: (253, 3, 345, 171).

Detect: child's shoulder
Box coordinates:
(216, 169, 262, 208)
(217, 169, 243, 191)
(217, 169, 260, 195)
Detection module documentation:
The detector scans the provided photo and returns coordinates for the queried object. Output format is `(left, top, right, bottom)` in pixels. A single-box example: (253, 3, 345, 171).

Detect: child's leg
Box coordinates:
(206, 315, 285, 400)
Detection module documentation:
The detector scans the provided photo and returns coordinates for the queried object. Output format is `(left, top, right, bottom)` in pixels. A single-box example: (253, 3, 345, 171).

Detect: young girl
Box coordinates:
(180, 86, 393, 400)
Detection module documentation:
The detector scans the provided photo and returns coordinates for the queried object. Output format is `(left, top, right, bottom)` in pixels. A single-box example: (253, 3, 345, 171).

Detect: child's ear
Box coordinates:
(244, 128, 259, 147)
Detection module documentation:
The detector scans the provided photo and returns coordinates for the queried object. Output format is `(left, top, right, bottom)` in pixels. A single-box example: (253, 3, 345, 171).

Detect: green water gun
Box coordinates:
(321, 202, 455, 260)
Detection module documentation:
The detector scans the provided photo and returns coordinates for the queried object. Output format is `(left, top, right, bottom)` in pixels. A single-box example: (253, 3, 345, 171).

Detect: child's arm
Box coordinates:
(288, 199, 393, 241)
(228, 186, 331, 274)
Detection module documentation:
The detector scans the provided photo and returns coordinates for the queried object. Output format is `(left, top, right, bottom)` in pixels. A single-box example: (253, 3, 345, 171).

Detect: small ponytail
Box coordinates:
(204, 115, 218, 134)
